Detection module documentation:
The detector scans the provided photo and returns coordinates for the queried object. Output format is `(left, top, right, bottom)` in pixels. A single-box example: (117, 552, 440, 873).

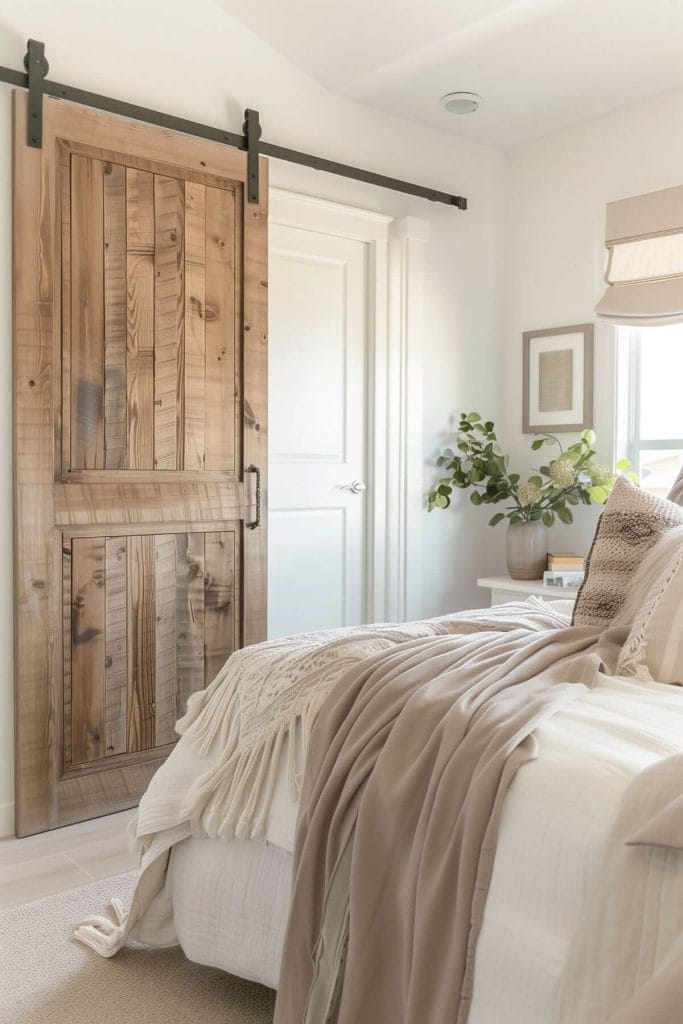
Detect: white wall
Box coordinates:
(503, 86, 683, 555)
(0, 0, 507, 833)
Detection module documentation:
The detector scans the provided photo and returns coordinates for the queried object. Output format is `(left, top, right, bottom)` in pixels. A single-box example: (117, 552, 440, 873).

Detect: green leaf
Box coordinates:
(616, 458, 632, 471)
(467, 412, 481, 422)
(508, 473, 520, 486)
(488, 512, 506, 527)
(470, 492, 483, 506)
(528, 475, 543, 488)
(588, 485, 609, 505)
(556, 506, 573, 524)
(434, 493, 449, 508)
(437, 484, 452, 496)
(582, 429, 597, 445)
(542, 510, 554, 527)
(484, 421, 494, 432)
(531, 438, 545, 451)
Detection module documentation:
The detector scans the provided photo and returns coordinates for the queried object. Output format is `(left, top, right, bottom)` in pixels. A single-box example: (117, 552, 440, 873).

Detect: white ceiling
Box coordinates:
(214, 0, 683, 149)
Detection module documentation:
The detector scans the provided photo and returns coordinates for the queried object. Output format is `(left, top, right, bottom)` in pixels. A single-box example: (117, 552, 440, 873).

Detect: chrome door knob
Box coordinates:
(343, 480, 366, 494)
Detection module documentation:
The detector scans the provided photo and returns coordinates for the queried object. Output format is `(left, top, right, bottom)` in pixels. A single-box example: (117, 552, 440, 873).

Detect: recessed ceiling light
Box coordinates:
(440, 92, 481, 115)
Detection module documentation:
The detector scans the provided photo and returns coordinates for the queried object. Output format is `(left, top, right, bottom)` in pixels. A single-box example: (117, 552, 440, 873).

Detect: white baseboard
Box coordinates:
(0, 800, 14, 838)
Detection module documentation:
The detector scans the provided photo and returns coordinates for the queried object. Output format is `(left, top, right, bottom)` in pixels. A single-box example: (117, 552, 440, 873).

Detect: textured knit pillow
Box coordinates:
(572, 475, 683, 628)
(617, 526, 683, 684)
(667, 466, 683, 507)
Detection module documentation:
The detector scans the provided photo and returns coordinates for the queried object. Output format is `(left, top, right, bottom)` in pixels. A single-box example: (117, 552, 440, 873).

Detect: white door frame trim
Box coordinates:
(269, 188, 428, 623)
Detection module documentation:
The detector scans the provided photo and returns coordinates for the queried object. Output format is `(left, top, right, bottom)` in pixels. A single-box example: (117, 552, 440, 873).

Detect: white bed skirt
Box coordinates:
(170, 835, 292, 990)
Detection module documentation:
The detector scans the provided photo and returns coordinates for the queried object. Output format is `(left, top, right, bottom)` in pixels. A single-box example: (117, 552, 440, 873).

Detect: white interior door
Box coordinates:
(268, 222, 368, 639)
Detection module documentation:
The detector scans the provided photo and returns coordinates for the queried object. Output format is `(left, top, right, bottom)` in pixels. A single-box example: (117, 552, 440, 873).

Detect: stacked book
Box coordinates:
(543, 553, 585, 589)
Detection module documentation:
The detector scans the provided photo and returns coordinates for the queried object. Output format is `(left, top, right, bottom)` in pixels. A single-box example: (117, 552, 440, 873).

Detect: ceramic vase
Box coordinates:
(506, 520, 547, 580)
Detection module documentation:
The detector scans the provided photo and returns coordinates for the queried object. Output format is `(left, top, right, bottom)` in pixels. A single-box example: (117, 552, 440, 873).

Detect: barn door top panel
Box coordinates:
(62, 148, 241, 476)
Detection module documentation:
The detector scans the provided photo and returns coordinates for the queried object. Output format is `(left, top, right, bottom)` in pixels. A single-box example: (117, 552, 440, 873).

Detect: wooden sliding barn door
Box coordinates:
(13, 92, 267, 836)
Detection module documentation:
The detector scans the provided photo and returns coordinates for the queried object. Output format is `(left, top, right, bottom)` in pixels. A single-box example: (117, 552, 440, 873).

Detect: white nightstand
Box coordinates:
(477, 575, 579, 609)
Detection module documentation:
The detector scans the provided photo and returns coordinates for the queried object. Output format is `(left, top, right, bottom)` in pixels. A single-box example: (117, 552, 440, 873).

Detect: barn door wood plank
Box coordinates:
(70, 155, 105, 471)
(103, 163, 127, 470)
(104, 537, 128, 756)
(126, 252, 155, 470)
(204, 531, 236, 686)
(154, 534, 177, 745)
(175, 532, 205, 718)
(154, 175, 185, 470)
(126, 167, 154, 254)
(126, 167, 155, 472)
(205, 187, 235, 473)
(71, 538, 106, 763)
(62, 540, 73, 768)
(127, 535, 155, 751)
(184, 183, 206, 472)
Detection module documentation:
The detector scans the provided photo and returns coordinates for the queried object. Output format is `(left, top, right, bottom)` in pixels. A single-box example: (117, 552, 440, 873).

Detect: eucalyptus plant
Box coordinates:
(427, 412, 632, 527)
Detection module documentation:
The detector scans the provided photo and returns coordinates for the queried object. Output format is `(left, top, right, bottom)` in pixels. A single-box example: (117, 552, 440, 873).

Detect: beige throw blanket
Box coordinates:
(557, 752, 683, 1024)
(274, 623, 620, 1024)
(74, 602, 572, 957)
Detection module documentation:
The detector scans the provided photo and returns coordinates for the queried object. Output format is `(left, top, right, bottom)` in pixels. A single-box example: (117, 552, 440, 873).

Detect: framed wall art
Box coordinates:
(522, 323, 594, 433)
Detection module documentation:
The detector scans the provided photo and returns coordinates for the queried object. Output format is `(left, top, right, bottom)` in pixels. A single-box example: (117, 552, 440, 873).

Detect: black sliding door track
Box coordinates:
(1, 39, 468, 211)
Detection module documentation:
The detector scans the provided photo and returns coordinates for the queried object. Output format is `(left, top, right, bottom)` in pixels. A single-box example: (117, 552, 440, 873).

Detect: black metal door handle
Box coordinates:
(245, 464, 261, 529)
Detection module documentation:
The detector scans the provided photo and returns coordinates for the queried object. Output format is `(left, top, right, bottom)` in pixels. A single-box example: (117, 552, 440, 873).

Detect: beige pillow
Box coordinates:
(617, 526, 683, 684)
(572, 476, 683, 628)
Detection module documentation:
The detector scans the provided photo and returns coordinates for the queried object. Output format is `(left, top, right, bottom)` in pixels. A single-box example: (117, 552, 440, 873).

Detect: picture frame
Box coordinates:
(522, 323, 594, 433)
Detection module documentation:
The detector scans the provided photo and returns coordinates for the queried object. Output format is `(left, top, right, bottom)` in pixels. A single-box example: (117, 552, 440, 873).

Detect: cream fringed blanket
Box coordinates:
(73, 600, 577, 957)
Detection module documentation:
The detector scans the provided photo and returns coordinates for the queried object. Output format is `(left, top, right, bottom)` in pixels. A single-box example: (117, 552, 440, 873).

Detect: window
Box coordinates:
(616, 325, 683, 496)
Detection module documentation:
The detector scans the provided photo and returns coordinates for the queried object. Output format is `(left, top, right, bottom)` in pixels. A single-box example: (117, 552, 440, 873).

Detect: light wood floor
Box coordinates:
(0, 808, 138, 909)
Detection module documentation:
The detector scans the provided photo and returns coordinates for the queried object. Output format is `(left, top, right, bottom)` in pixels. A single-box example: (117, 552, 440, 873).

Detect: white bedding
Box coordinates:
(165, 670, 683, 1022)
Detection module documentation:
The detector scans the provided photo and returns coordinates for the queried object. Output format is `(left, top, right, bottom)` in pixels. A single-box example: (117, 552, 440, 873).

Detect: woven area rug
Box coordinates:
(0, 872, 275, 1024)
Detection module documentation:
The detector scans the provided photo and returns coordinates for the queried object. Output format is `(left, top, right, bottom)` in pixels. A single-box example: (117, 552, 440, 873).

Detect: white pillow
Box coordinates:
(617, 525, 683, 685)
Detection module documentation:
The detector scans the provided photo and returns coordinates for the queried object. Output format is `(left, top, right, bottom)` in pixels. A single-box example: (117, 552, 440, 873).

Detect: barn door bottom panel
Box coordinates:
(62, 529, 241, 774)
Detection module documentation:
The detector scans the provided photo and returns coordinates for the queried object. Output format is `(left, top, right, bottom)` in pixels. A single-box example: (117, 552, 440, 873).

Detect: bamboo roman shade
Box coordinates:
(596, 184, 683, 325)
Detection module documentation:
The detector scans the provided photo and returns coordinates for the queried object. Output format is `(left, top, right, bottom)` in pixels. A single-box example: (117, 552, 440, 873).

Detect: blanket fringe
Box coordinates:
(184, 709, 313, 841)
(165, 650, 335, 843)
(72, 898, 128, 957)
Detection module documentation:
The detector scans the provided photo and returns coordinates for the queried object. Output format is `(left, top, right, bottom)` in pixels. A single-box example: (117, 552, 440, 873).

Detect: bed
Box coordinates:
(164, 663, 683, 1023)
